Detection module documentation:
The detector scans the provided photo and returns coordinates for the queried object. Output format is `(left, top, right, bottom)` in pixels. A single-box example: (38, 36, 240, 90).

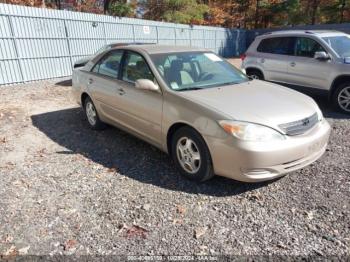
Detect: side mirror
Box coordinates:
(314, 51, 330, 61)
(135, 79, 159, 92)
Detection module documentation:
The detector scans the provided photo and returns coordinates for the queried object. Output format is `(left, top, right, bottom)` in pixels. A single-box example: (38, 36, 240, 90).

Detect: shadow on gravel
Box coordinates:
(31, 108, 271, 196)
(315, 97, 350, 120)
(55, 79, 72, 87)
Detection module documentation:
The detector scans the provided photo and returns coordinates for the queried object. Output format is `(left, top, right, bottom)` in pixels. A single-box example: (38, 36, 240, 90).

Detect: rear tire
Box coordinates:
(171, 127, 214, 182)
(83, 97, 106, 130)
(247, 69, 264, 80)
(332, 82, 350, 114)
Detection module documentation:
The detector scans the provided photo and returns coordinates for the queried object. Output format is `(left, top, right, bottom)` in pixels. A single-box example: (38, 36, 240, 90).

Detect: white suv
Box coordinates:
(242, 30, 350, 113)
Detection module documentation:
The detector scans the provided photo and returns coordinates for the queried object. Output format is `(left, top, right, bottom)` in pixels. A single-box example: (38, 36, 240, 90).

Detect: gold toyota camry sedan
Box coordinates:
(72, 44, 331, 182)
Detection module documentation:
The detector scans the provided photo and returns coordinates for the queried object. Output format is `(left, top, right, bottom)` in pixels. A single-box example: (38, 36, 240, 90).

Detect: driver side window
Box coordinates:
(295, 37, 325, 58)
(122, 52, 154, 83)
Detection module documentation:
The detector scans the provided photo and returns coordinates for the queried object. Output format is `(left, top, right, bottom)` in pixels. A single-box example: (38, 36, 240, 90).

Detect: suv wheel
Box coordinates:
(84, 97, 106, 130)
(332, 82, 350, 114)
(247, 69, 264, 80)
(171, 127, 214, 182)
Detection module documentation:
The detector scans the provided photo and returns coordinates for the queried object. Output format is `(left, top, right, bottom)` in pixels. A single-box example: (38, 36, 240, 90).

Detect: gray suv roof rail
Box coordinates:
(262, 30, 313, 35)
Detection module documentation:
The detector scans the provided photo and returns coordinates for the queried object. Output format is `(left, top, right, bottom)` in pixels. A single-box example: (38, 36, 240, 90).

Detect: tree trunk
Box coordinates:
(311, 0, 319, 25)
(229, 0, 234, 28)
(104, 0, 111, 14)
(254, 0, 261, 28)
(340, 0, 346, 23)
(55, 0, 61, 10)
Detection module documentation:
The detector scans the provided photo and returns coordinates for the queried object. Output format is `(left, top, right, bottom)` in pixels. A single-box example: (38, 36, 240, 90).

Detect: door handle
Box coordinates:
(290, 62, 296, 67)
(118, 88, 125, 95)
(261, 58, 265, 63)
(88, 78, 93, 84)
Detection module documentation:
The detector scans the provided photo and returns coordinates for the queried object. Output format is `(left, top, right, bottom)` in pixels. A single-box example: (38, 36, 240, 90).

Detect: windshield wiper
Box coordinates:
(176, 81, 243, 91)
(217, 81, 241, 86)
(176, 87, 203, 91)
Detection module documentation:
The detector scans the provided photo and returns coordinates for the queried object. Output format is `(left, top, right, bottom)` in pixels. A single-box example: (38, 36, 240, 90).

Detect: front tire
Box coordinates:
(246, 69, 264, 80)
(83, 97, 106, 130)
(332, 82, 350, 114)
(171, 127, 214, 182)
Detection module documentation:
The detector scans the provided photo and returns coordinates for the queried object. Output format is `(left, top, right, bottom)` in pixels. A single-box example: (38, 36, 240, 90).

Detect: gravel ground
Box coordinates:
(0, 75, 349, 259)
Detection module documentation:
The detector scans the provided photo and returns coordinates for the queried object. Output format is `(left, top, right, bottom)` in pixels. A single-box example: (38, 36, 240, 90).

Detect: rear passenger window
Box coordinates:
(257, 37, 295, 55)
(92, 50, 123, 78)
(295, 37, 325, 58)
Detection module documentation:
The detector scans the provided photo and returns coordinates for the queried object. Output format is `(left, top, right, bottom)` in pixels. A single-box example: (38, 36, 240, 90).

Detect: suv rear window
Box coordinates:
(257, 37, 295, 55)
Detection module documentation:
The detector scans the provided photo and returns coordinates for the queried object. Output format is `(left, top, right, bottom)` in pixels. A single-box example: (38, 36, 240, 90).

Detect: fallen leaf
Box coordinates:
(13, 179, 30, 189)
(94, 174, 102, 179)
(107, 167, 118, 173)
(172, 218, 183, 225)
(3, 245, 18, 258)
(125, 225, 148, 239)
(176, 205, 186, 215)
(37, 148, 46, 158)
(198, 245, 208, 255)
(18, 246, 30, 255)
(4, 234, 13, 243)
(276, 242, 288, 249)
(0, 137, 6, 143)
(117, 223, 127, 233)
(305, 211, 314, 220)
(248, 192, 263, 201)
(194, 227, 207, 239)
(142, 204, 151, 211)
(63, 239, 77, 251)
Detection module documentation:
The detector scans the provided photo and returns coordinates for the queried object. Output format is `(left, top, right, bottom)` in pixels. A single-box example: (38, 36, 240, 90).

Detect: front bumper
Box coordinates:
(205, 119, 331, 182)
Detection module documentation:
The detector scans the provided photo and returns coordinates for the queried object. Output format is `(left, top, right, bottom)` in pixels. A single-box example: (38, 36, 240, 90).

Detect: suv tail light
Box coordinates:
(240, 54, 247, 61)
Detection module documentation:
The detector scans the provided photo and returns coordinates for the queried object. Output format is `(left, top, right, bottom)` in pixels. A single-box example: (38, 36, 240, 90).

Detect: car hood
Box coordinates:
(178, 80, 319, 132)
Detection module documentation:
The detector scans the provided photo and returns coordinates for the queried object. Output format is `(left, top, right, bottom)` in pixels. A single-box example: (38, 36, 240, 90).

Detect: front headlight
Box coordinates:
(315, 107, 323, 121)
(218, 120, 285, 141)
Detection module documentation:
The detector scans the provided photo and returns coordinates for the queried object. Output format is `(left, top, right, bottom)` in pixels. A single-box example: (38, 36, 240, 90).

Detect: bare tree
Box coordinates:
(340, 0, 346, 23)
(311, 0, 320, 24)
(104, 0, 111, 14)
(55, 0, 61, 9)
(254, 0, 261, 28)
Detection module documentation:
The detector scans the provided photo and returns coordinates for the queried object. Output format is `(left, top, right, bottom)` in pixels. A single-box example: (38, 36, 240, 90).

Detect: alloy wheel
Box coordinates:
(176, 137, 201, 174)
(250, 74, 260, 80)
(86, 101, 97, 126)
(338, 86, 350, 112)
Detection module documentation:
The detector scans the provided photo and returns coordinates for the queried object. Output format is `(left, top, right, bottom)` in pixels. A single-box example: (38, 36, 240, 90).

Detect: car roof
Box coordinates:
(258, 30, 347, 38)
(112, 44, 209, 54)
(107, 42, 154, 47)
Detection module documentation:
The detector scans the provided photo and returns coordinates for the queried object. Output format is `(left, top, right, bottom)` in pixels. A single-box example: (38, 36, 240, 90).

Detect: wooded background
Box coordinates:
(1, 0, 349, 29)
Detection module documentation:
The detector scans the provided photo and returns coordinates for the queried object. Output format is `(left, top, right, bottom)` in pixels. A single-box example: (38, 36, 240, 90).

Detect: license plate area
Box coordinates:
(307, 137, 327, 154)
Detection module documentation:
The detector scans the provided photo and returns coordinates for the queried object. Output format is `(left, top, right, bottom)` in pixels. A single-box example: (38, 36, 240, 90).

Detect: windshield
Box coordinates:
(150, 52, 248, 91)
(95, 45, 113, 56)
(322, 35, 350, 58)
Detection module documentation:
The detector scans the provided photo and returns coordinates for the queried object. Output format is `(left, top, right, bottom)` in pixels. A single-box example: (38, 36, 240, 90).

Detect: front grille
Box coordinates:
(279, 113, 319, 136)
